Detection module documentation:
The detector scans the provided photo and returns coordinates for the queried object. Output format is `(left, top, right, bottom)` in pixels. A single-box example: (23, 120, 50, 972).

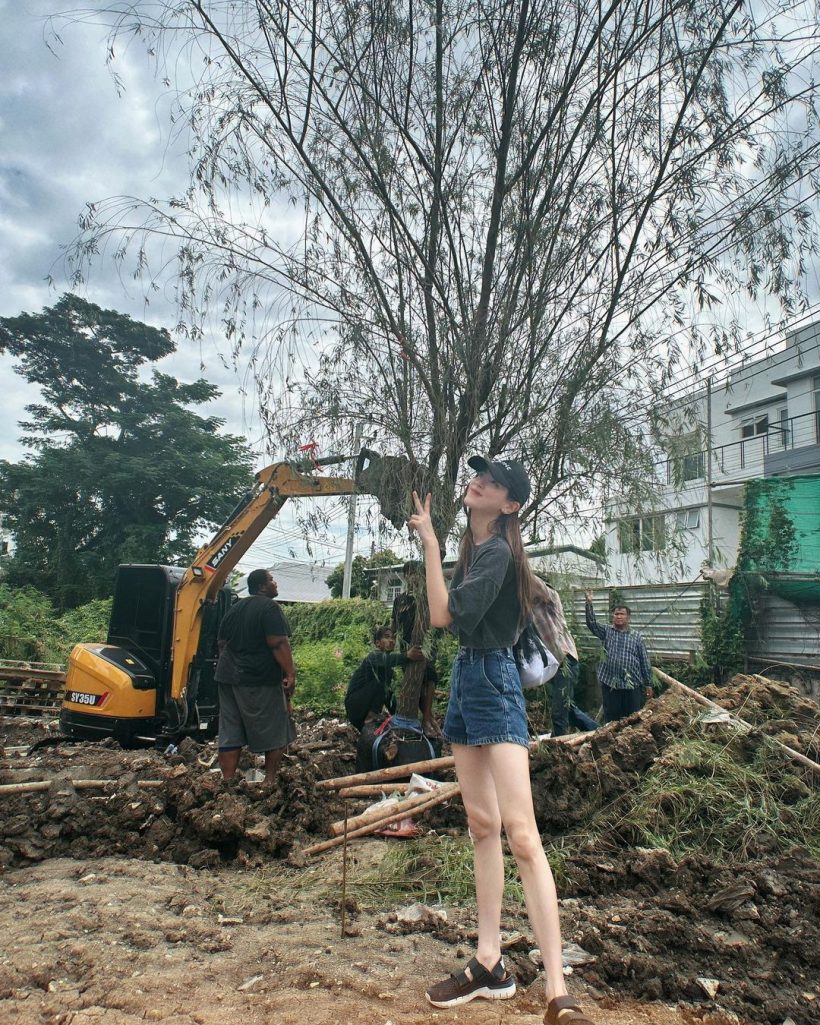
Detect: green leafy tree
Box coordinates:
(58, 0, 820, 714)
(325, 548, 401, 599)
(0, 294, 255, 608)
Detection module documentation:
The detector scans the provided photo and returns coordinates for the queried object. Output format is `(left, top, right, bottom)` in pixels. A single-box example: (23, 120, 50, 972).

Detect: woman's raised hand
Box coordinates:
(408, 490, 436, 544)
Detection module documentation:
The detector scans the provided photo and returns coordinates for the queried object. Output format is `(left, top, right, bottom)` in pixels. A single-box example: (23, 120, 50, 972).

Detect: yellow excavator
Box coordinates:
(59, 458, 362, 747)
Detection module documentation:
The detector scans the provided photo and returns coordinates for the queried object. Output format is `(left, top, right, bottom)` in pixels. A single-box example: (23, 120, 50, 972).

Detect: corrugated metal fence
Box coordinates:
(745, 594, 820, 670)
(568, 582, 708, 663)
(566, 582, 820, 671)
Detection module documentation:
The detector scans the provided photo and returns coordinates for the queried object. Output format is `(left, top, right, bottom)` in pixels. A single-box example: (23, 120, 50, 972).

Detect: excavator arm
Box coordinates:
(168, 461, 359, 711)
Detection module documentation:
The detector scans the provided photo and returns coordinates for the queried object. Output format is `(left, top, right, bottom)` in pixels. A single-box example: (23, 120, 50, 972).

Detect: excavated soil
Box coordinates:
(1, 676, 818, 1025)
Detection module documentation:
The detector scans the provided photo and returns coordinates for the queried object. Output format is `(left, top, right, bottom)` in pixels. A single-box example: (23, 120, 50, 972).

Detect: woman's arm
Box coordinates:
(408, 491, 453, 628)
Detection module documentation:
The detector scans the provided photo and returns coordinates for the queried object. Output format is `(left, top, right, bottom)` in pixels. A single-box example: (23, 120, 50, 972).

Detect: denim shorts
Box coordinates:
(442, 647, 529, 748)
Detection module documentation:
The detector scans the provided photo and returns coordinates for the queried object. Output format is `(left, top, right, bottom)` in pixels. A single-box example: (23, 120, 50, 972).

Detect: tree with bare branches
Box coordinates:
(63, 0, 820, 709)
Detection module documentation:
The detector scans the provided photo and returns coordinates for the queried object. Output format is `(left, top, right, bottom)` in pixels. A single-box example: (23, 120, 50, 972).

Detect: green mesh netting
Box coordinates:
(739, 474, 820, 604)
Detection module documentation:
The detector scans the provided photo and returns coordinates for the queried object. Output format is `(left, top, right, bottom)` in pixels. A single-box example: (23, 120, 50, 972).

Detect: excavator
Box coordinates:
(59, 458, 364, 747)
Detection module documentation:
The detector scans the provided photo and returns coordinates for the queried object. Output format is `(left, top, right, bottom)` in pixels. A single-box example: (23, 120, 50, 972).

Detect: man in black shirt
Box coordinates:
(214, 568, 296, 783)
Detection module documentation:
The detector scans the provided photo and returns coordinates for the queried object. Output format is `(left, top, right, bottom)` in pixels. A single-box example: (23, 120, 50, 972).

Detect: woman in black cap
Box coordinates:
(409, 456, 595, 1025)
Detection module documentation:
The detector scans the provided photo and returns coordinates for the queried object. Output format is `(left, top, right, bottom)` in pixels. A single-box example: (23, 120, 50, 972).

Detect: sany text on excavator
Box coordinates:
(60, 458, 364, 747)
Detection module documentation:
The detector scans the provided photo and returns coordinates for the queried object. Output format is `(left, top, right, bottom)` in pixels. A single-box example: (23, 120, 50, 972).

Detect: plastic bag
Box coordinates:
(515, 621, 560, 690)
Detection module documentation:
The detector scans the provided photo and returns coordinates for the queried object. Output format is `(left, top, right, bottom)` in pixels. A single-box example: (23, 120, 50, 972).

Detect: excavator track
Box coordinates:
(0, 661, 66, 717)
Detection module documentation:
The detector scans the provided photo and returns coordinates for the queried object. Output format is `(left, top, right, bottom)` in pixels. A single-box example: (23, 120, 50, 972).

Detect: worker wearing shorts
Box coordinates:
(214, 569, 296, 783)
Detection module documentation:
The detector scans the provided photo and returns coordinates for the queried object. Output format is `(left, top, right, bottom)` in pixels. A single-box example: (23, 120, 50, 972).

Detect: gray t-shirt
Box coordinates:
(448, 536, 521, 648)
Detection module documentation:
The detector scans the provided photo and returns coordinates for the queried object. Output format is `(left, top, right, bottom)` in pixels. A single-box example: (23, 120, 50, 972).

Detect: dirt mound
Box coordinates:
(0, 712, 356, 870)
(1, 674, 818, 1025)
(521, 674, 820, 1025)
(702, 673, 820, 759)
(525, 673, 819, 837)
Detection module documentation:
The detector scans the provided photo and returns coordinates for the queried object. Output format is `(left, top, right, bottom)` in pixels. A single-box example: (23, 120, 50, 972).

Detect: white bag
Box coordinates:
(515, 623, 560, 690)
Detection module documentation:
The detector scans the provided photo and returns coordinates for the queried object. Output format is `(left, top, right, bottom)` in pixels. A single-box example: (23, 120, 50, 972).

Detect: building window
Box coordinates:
(675, 508, 701, 530)
(618, 515, 666, 554)
(741, 414, 769, 439)
(666, 432, 705, 484)
(740, 414, 769, 468)
(814, 375, 820, 444)
(385, 578, 403, 602)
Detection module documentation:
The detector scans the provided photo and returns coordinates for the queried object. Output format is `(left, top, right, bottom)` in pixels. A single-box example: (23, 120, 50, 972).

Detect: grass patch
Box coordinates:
(575, 722, 820, 864)
(244, 835, 536, 911)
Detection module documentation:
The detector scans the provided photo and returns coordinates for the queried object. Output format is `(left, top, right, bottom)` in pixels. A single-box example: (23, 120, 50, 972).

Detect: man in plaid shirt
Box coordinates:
(584, 591, 653, 723)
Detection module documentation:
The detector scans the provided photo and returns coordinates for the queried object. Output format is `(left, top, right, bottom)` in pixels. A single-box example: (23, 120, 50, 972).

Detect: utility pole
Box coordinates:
(342, 425, 363, 598)
(706, 377, 714, 566)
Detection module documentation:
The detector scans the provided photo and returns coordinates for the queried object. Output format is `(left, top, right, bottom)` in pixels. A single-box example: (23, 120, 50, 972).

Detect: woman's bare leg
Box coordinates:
(485, 742, 568, 1003)
(452, 743, 506, 970)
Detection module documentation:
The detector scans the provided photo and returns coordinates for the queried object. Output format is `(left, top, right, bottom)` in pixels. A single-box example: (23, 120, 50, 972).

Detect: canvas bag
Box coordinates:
(514, 620, 560, 690)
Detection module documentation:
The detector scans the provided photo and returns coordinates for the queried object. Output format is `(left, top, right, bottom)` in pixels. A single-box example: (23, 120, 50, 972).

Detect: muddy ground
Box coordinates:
(0, 676, 818, 1025)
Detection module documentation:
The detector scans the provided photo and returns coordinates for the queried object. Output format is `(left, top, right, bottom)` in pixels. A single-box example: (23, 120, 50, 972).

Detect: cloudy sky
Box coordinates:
(0, 1, 403, 578)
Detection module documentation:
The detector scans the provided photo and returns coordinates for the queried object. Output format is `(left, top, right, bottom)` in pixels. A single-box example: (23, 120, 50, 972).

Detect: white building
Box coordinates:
(234, 561, 334, 603)
(604, 320, 820, 585)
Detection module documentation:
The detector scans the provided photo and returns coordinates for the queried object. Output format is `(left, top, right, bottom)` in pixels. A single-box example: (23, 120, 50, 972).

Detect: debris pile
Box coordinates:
(1, 674, 818, 1024)
(0, 713, 358, 870)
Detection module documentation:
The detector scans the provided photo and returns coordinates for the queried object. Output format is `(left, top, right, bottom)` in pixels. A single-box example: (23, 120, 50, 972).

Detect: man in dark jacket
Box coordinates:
(345, 625, 425, 730)
(214, 568, 295, 783)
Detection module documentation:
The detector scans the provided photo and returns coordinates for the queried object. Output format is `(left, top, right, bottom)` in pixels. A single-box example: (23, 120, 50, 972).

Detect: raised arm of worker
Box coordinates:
(638, 636, 653, 699)
(267, 635, 296, 696)
(584, 589, 607, 641)
(408, 491, 453, 629)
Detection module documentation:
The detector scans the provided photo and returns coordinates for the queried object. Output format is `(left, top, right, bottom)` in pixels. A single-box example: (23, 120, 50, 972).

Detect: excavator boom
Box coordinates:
(169, 461, 358, 706)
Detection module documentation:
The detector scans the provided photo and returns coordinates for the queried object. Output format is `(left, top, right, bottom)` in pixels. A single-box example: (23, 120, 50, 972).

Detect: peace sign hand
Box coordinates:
(408, 491, 436, 545)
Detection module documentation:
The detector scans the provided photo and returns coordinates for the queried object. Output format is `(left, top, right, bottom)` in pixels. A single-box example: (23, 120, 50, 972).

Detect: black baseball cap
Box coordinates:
(467, 454, 531, 505)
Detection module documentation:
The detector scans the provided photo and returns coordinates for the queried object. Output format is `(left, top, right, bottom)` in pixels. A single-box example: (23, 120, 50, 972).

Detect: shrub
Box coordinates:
(49, 599, 112, 664)
(0, 584, 55, 661)
(285, 598, 388, 643)
(287, 598, 390, 714)
(0, 584, 111, 664)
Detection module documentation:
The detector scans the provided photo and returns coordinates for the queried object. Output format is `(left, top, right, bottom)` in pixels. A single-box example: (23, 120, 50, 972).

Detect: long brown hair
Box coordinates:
(454, 510, 534, 626)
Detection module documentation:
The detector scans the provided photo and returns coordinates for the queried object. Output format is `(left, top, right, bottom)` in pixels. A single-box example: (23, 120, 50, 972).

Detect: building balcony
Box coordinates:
(658, 409, 820, 493)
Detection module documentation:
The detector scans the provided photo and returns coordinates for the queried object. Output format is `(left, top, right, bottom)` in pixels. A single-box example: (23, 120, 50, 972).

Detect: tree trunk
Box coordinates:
(396, 580, 431, 722)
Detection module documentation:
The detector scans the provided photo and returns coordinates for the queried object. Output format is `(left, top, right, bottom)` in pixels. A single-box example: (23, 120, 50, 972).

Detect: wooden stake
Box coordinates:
(337, 782, 412, 799)
(316, 755, 456, 791)
(654, 668, 820, 778)
(303, 783, 461, 856)
(340, 802, 349, 939)
(316, 731, 592, 792)
(0, 778, 165, 795)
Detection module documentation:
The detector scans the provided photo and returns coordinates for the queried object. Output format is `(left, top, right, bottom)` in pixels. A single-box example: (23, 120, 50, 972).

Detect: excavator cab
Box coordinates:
(61, 565, 231, 746)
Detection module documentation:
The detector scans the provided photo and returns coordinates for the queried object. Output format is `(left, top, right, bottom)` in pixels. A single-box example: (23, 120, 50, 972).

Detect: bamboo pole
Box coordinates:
(303, 783, 461, 856)
(0, 778, 165, 795)
(337, 782, 412, 799)
(329, 784, 457, 837)
(340, 802, 349, 939)
(317, 730, 593, 792)
(654, 668, 820, 778)
(316, 756, 456, 791)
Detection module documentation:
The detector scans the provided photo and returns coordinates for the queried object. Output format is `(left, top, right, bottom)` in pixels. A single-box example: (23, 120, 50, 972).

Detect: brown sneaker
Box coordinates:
(425, 956, 516, 1008)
